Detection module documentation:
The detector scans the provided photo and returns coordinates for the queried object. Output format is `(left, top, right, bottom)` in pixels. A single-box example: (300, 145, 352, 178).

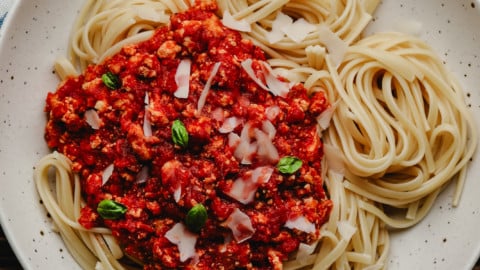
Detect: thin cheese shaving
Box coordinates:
(266, 12, 292, 44)
(241, 59, 290, 98)
(262, 120, 276, 140)
(221, 10, 251, 32)
(197, 62, 221, 112)
(224, 208, 255, 243)
(102, 164, 114, 186)
(219, 117, 242, 133)
(227, 132, 241, 148)
(173, 186, 182, 203)
(316, 103, 336, 131)
(261, 62, 290, 97)
(135, 166, 149, 184)
(227, 176, 257, 204)
(174, 59, 191, 98)
(250, 166, 274, 185)
(233, 123, 257, 164)
(226, 166, 273, 204)
(211, 107, 225, 122)
(317, 25, 348, 67)
(281, 18, 316, 43)
(165, 223, 198, 262)
(284, 215, 316, 233)
(241, 59, 269, 90)
(143, 92, 153, 137)
(265, 105, 281, 121)
(323, 143, 346, 175)
(85, 109, 102, 129)
(254, 128, 279, 163)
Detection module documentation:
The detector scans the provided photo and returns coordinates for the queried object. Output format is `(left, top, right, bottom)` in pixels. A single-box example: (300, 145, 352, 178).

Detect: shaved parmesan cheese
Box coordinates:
(135, 166, 149, 184)
(197, 62, 221, 112)
(173, 186, 182, 203)
(281, 18, 316, 43)
(228, 132, 241, 148)
(317, 25, 348, 67)
(227, 176, 257, 204)
(316, 104, 336, 131)
(165, 223, 198, 262)
(143, 92, 153, 137)
(266, 29, 285, 45)
(102, 164, 114, 185)
(337, 221, 357, 241)
(241, 59, 269, 90)
(285, 215, 316, 234)
(254, 128, 279, 163)
(174, 59, 191, 99)
(219, 234, 233, 253)
(241, 59, 290, 97)
(143, 111, 153, 137)
(233, 123, 257, 164)
(267, 13, 316, 44)
(261, 62, 290, 97)
(219, 117, 242, 133)
(221, 10, 251, 32)
(266, 12, 292, 44)
(225, 166, 273, 204)
(323, 143, 346, 175)
(250, 166, 274, 184)
(144, 92, 150, 105)
(224, 208, 255, 243)
(85, 109, 102, 129)
(262, 120, 276, 140)
(241, 142, 257, 165)
(211, 107, 225, 122)
(265, 105, 281, 121)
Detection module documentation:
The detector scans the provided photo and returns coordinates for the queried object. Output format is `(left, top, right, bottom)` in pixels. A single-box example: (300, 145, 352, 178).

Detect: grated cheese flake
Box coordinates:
(85, 109, 102, 130)
(221, 10, 251, 32)
(174, 59, 192, 98)
(102, 164, 114, 186)
(224, 208, 255, 243)
(165, 223, 198, 262)
(197, 62, 221, 112)
(285, 215, 316, 233)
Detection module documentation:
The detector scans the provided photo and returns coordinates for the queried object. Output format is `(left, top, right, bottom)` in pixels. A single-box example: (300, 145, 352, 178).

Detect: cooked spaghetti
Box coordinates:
(33, 0, 477, 269)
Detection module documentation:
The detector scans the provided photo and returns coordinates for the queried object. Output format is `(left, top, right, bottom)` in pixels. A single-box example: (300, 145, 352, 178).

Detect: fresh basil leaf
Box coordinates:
(101, 72, 121, 90)
(277, 156, 303, 174)
(97, 199, 127, 220)
(172, 119, 189, 147)
(185, 203, 207, 233)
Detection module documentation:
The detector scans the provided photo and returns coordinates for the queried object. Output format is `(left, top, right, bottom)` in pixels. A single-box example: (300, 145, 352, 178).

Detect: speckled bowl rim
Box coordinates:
(0, 0, 479, 269)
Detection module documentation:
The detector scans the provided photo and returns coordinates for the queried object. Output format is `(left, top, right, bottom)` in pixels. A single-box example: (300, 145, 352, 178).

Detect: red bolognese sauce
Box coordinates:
(45, 2, 332, 269)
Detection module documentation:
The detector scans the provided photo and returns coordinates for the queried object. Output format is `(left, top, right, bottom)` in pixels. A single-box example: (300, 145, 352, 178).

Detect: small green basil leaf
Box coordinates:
(97, 199, 127, 220)
(277, 156, 303, 174)
(101, 72, 121, 90)
(185, 203, 207, 233)
(172, 119, 189, 147)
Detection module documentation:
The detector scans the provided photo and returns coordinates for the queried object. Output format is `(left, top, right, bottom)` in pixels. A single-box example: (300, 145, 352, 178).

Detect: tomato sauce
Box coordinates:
(45, 2, 332, 269)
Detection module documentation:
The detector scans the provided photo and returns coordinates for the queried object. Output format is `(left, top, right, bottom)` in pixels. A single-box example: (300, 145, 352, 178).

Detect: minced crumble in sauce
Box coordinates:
(44, 2, 332, 269)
